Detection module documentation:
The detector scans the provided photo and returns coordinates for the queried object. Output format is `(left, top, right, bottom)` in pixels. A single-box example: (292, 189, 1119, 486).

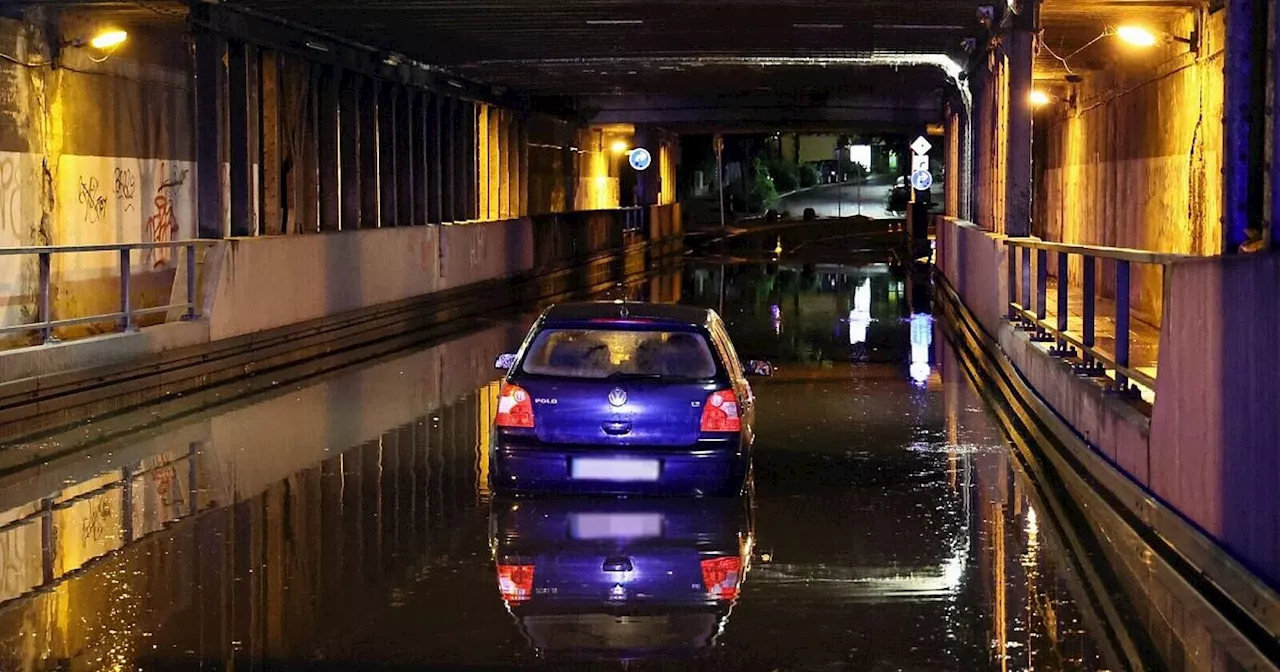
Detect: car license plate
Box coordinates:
(570, 513, 663, 540)
(571, 458, 660, 482)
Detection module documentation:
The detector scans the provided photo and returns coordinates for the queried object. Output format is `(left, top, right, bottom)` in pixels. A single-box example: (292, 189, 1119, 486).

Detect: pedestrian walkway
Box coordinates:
(1031, 277, 1160, 405)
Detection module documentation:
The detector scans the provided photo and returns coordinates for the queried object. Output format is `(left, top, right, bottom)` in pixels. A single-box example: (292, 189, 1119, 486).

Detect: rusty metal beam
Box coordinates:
(228, 40, 254, 237)
(260, 49, 284, 235)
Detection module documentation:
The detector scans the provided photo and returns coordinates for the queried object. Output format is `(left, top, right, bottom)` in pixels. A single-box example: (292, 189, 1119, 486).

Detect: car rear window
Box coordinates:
(519, 328, 719, 380)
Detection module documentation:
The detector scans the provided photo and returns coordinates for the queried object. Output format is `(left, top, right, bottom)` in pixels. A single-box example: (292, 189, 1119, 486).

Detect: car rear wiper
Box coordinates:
(605, 372, 664, 380)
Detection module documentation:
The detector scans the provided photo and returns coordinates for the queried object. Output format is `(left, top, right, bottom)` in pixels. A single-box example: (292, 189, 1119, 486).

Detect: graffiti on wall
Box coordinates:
(78, 176, 107, 224)
(114, 167, 137, 211)
(0, 155, 19, 236)
(144, 163, 189, 269)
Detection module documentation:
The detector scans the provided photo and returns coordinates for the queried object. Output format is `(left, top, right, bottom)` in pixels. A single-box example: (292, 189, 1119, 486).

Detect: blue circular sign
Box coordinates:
(910, 169, 933, 191)
(628, 147, 652, 171)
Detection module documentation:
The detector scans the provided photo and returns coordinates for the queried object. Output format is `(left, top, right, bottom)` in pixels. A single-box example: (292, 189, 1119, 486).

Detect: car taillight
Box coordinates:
(497, 564, 535, 602)
(496, 383, 534, 428)
(700, 389, 741, 432)
(701, 556, 742, 600)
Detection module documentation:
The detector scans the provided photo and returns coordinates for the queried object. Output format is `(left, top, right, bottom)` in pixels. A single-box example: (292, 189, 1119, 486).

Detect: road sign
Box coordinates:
(911, 136, 932, 156)
(911, 154, 929, 172)
(628, 147, 652, 171)
(910, 169, 933, 191)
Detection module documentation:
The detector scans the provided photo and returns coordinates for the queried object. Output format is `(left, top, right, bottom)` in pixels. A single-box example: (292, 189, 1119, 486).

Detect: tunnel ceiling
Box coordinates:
(212, 0, 981, 99)
(1036, 0, 1201, 79)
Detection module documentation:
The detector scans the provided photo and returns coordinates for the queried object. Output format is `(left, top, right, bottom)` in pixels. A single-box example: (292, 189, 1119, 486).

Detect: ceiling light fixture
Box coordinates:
(586, 19, 643, 25)
(793, 23, 845, 29)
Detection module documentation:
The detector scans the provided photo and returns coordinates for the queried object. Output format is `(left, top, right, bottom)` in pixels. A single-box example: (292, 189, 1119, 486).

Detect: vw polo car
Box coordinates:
(489, 301, 768, 496)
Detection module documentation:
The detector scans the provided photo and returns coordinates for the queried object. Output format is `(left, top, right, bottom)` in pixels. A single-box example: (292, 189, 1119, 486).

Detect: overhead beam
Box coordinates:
(192, 1, 526, 110)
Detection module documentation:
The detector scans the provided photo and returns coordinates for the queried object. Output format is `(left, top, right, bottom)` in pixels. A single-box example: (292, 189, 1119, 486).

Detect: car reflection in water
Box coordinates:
(489, 494, 754, 662)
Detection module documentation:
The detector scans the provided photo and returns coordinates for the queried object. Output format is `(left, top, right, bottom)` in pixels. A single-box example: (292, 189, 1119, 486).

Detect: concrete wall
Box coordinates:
(1033, 11, 1224, 326)
(0, 13, 199, 344)
(936, 216, 1008, 338)
(202, 216, 539, 341)
(1151, 253, 1280, 584)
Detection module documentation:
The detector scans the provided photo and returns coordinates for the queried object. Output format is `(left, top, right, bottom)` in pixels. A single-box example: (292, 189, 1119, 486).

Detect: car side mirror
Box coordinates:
(745, 360, 774, 377)
(495, 353, 517, 370)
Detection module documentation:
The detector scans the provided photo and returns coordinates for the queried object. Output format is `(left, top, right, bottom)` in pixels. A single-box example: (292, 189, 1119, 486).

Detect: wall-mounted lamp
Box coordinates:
(610, 140, 630, 153)
(64, 29, 128, 50)
(1029, 88, 1076, 109)
(1115, 24, 1199, 53)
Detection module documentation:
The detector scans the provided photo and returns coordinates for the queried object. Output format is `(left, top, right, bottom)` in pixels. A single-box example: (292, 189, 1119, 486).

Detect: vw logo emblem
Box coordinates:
(608, 388, 628, 407)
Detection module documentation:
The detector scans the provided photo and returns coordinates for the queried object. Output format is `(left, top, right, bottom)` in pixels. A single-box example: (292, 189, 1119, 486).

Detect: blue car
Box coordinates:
(490, 301, 770, 497)
(489, 494, 754, 661)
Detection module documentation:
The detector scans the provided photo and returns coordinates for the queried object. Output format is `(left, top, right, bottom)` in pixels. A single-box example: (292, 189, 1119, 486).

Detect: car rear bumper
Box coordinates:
(491, 437, 748, 497)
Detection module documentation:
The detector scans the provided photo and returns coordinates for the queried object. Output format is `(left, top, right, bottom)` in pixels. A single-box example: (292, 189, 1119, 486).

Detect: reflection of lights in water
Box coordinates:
(909, 313, 934, 384)
(1025, 506, 1039, 553)
(771, 304, 781, 335)
(849, 278, 872, 345)
(775, 237, 783, 256)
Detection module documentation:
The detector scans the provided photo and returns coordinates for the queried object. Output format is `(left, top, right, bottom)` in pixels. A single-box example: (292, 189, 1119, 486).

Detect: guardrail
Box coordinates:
(0, 241, 213, 345)
(1003, 237, 1191, 394)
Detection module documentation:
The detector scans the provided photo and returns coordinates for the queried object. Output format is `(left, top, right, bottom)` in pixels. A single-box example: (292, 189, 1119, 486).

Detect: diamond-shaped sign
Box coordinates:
(911, 136, 932, 156)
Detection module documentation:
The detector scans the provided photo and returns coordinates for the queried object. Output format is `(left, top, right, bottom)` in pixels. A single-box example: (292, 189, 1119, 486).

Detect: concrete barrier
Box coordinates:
(937, 212, 1280, 596)
(0, 205, 683, 443)
(1152, 253, 1280, 584)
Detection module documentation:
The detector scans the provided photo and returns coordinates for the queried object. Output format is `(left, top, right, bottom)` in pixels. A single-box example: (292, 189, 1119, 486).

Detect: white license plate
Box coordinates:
(570, 513, 663, 540)
(571, 458, 660, 482)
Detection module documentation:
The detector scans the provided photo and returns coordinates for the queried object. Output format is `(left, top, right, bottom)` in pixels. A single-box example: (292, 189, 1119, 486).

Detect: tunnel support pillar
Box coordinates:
(1225, 0, 1269, 250)
(194, 19, 224, 239)
(317, 66, 341, 232)
(1004, 0, 1038, 238)
(358, 77, 380, 228)
(339, 71, 361, 229)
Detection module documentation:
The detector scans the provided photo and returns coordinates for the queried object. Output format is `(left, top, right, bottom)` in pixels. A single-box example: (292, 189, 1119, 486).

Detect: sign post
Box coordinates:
(714, 134, 725, 230)
(908, 135, 933, 246)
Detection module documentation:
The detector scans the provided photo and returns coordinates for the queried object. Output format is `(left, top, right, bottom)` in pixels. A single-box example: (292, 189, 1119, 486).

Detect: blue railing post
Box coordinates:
(1082, 255, 1096, 370)
(185, 243, 198, 321)
(1007, 242, 1018, 319)
(120, 248, 134, 331)
(1054, 250, 1070, 354)
(1035, 248, 1048, 321)
(38, 251, 54, 344)
(1021, 246, 1032, 311)
(1114, 259, 1132, 392)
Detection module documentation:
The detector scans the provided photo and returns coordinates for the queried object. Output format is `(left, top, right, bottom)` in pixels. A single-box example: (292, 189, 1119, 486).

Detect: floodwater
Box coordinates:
(0, 248, 1252, 671)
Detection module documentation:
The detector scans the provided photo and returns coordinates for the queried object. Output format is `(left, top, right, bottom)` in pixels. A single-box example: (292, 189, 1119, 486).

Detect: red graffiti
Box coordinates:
(145, 193, 178, 269)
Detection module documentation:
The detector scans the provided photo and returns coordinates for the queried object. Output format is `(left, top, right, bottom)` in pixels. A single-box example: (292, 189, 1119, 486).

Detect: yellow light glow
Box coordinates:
(610, 140, 631, 154)
(1116, 26, 1158, 47)
(1029, 90, 1051, 107)
(89, 30, 128, 50)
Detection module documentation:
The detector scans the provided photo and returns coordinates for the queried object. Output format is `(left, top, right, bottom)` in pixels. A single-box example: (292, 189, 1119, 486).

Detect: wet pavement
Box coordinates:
(0, 242, 1256, 671)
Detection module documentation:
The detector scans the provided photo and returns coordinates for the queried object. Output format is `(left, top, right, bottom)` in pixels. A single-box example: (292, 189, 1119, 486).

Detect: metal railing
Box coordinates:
(0, 241, 213, 345)
(1003, 237, 1190, 394)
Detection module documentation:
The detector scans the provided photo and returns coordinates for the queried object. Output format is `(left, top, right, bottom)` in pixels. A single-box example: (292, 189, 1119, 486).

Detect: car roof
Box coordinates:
(540, 301, 714, 328)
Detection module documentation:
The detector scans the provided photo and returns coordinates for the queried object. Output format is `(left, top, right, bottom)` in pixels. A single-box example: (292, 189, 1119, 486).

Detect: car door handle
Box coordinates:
(602, 421, 632, 435)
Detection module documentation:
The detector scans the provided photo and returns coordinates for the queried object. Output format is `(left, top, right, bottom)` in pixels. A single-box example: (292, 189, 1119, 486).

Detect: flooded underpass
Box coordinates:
(0, 239, 1259, 671)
